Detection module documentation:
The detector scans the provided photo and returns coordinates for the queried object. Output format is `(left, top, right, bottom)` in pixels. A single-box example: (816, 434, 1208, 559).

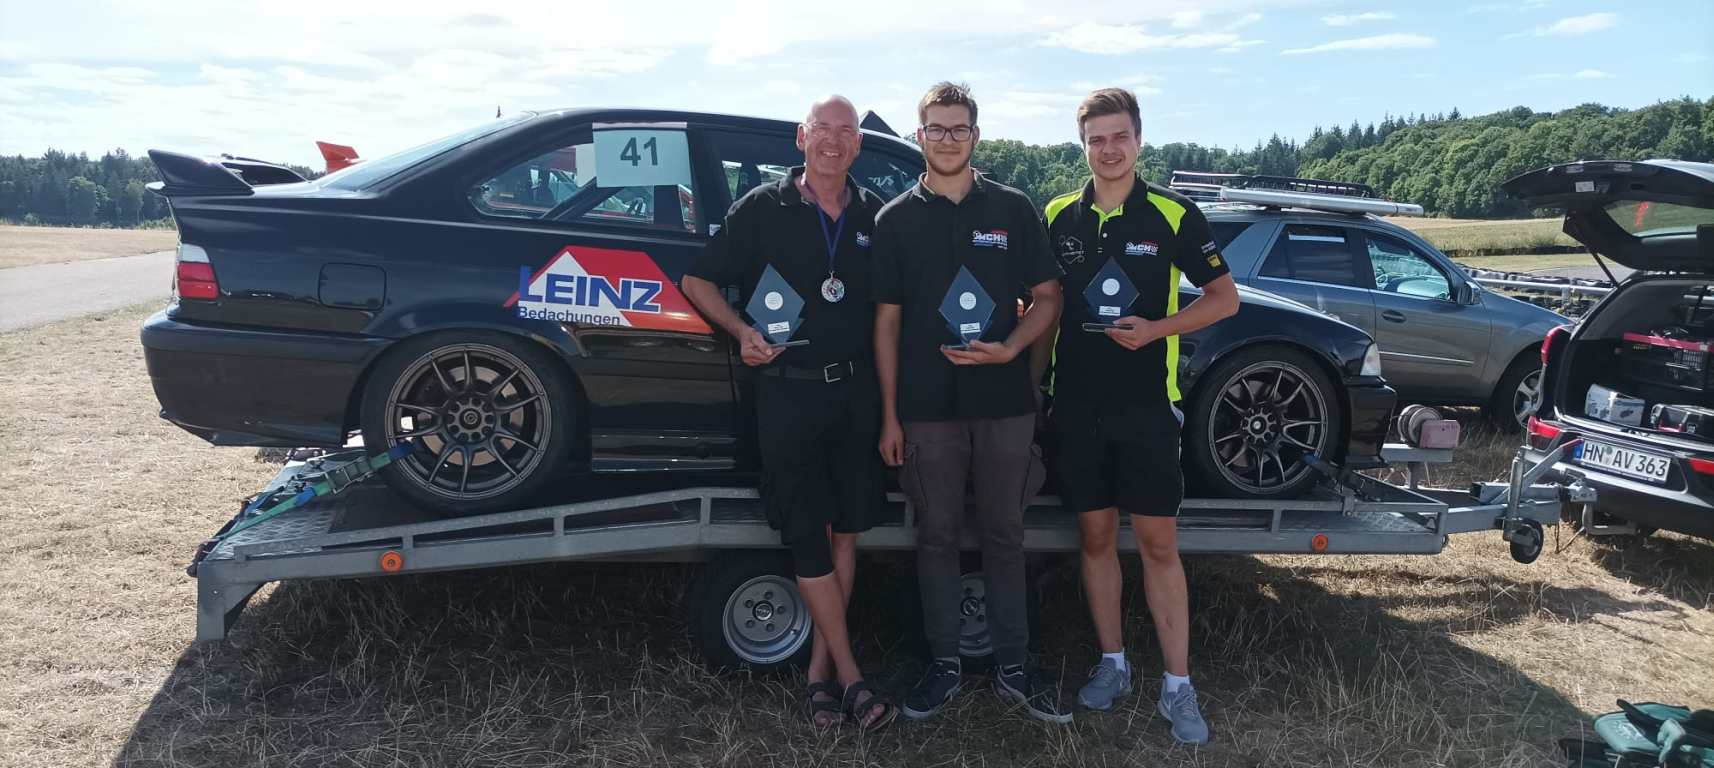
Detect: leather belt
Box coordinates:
(767, 360, 860, 383)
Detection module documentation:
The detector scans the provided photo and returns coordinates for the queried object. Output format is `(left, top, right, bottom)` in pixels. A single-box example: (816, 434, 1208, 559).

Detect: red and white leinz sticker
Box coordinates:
(504, 245, 712, 334)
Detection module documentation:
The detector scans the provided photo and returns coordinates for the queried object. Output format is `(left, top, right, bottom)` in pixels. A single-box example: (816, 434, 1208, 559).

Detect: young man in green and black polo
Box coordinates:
(873, 82, 1068, 723)
(1034, 88, 1239, 744)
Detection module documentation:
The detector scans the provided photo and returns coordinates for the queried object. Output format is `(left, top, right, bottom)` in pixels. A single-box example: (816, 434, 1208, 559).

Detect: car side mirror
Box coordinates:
(1454, 282, 1476, 304)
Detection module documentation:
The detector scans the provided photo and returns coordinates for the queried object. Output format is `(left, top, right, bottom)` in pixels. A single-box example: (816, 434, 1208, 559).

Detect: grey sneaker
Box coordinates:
(1157, 681, 1210, 744)
(1077, 658, 1133, 711)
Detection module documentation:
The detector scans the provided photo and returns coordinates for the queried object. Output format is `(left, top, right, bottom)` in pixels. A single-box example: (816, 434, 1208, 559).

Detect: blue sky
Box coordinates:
(0, 0, 1708, 169)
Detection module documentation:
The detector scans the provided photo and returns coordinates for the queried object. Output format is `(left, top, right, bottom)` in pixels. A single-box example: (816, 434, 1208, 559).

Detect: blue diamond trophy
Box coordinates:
(747, 264, 809, 347)
(938, 265, 995, 350)
(1080, 258, 1139, 332)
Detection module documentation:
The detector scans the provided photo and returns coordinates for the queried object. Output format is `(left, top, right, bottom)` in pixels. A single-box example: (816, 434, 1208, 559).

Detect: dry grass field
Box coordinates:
(0, 225, 177, 269)
(2, 303, 1711, 768)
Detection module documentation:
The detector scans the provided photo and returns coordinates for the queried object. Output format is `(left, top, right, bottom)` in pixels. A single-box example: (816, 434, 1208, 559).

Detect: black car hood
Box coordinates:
(1502, 159, 1714, 272)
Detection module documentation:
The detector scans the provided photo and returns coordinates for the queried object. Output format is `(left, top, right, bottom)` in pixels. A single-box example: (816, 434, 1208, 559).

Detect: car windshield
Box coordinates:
(1602, 200, 1714, 238)
(321, 113, 535, 190)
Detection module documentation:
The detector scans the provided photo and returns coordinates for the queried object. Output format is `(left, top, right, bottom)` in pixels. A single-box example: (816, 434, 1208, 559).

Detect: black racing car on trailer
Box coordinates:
(143, 108, 1395, 515)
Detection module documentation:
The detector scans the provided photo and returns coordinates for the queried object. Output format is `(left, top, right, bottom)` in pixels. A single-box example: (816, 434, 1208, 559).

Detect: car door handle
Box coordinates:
(1381, 309, 1407, 323)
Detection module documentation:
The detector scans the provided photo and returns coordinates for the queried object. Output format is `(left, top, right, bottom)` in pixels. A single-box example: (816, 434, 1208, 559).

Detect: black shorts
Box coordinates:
(755, 374, 884, 544)
(1046, 399, 1184, 517)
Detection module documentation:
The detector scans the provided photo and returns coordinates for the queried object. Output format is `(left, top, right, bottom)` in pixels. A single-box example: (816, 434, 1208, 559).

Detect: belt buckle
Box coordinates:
(822, 362, 845, 383)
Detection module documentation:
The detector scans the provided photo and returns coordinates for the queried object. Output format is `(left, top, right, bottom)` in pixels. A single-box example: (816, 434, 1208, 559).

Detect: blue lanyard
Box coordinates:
(817, 207, 846, 277)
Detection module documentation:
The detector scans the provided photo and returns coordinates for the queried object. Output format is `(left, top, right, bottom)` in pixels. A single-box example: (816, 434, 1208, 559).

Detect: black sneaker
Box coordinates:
(903, 659, 962, 719)
(996, 664, 1073, 724)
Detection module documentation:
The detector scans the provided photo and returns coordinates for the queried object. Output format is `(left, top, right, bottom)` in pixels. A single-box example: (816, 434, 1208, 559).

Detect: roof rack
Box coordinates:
(1168, 171, 1421, 217)
(1169, 171, 1378, 199)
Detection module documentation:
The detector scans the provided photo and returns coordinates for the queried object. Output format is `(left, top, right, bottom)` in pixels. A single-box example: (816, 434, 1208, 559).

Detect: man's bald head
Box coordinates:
(806, 94, 859, 125)
(797, 94, 862, 182)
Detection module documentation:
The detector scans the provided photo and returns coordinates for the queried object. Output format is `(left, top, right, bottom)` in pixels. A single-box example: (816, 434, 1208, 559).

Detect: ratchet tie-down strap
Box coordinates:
(186, 440, 415, 576)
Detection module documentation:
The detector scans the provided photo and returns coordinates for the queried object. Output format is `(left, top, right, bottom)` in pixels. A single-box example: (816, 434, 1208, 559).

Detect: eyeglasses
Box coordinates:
(806, 122, 858, 140)
(921, 124, 974, 142)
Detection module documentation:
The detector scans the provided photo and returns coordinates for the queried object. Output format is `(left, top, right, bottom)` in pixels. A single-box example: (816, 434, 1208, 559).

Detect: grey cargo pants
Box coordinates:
(900, 414, 1045, 666)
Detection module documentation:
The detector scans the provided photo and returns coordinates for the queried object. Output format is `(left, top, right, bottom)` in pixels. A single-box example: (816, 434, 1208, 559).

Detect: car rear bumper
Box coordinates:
(140, 310, 389, 447)
(1525, 425, 1714, 539)
(1342, 380, 1396, 470)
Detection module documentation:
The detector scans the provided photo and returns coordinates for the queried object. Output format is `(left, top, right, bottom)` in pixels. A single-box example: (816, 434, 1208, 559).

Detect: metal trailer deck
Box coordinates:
(191, 443, 1586, 661)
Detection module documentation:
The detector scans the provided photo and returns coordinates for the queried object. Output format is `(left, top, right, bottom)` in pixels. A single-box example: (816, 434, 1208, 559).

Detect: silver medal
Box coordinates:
(821, 275, 845, 303)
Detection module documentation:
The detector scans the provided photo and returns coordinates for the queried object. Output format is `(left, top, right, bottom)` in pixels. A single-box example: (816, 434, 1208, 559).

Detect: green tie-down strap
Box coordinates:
(223, 440, 416, 541)
(1574, 701, 1714, 768)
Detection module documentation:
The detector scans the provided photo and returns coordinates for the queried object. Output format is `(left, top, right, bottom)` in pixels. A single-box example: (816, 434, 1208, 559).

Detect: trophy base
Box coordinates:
(769, 339, 811, 348)
(1082, 322, 1135, 332)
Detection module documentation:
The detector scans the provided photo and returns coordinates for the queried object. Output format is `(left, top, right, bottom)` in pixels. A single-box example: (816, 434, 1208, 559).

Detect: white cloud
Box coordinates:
(984, 90, 1083, 121)
(1041, 23, 1241, 54)
(1322, 11, 1396, 26)
(1282, 33, 1436, 55)
(1519, 12, 1619, 37)
(1169, 10, 1204, 28)
(1573, 68, 1614, 79)
(1230, 12, 1264, 28)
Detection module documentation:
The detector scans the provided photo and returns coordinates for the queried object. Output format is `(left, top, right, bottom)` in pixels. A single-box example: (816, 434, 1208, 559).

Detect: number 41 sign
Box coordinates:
(592, 127, 693, 189)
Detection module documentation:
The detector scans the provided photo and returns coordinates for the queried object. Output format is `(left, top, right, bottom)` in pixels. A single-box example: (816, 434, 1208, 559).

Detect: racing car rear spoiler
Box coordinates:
(146, 150, 256, 197)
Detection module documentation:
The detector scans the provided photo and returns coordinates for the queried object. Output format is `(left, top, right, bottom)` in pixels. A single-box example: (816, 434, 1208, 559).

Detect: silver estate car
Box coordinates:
(1190, 177, 1568, 430)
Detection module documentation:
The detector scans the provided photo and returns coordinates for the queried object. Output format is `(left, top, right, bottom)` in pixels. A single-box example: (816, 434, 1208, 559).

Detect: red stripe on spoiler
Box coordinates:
(1624, 332, 1710, 352)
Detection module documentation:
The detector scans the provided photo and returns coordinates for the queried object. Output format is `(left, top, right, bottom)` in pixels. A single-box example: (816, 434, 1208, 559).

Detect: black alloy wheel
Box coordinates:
(361, 332, 573, 515)
(1185, 346, 1343, 499)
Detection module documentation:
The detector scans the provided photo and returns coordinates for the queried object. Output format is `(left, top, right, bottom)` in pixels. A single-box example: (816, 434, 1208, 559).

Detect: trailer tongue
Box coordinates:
(189, 446, 1586, 667)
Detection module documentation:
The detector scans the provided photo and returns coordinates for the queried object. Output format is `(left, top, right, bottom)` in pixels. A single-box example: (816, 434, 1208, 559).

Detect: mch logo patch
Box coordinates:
(971, 229, 1009, 249)
(855, 231, 872, 247)
(505, 245, 712, 333)
(1124, 241, 1160, 257)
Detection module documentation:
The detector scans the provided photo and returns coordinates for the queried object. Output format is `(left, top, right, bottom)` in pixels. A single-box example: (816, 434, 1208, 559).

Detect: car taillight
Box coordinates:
(1541, 323, 1573, 365)
(1527, 415, 1561, 450)
(174, 244, 219, 300)
(1689, 458, 1714, 476)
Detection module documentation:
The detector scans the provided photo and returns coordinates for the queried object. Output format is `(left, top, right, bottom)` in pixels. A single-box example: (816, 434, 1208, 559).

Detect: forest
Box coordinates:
(1, 97, 1708, 227)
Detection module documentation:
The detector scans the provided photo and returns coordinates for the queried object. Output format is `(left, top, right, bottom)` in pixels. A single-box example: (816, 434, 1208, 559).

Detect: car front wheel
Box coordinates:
(360, 331, 574, 515)
(1487, 354, 1542, 433)
(1183, 345, 1344, 499)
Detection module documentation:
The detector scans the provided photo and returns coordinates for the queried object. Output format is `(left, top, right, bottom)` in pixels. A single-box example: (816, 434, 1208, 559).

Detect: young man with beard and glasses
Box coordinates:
(1032, 88, 1238, 744)
(872, 82, 1069, 723)
(683, 95, 897, 732)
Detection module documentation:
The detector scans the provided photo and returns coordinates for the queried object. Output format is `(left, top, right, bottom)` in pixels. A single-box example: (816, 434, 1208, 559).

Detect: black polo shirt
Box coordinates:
(1045, 176, 1230, 408)
(871, 171, 1062, 422)
(689, 167, 885, 368)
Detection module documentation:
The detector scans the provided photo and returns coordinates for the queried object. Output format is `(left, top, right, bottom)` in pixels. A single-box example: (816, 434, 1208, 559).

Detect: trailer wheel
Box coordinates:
(956, 570, 994, 659)
(1508, 519, 1544, 564)
(690, 551, 812, 672)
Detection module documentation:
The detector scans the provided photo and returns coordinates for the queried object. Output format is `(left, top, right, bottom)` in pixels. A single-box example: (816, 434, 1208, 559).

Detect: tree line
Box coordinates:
(2, 97, 1709, 227)
(975, 96, 1712, 217)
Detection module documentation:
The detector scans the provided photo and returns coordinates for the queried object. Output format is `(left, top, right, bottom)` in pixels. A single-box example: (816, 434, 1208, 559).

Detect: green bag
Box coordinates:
(1562, 701, 1714, 768)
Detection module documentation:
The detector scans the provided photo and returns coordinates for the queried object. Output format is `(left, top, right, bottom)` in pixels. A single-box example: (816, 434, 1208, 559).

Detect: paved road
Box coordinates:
(0, 251, 174, 332)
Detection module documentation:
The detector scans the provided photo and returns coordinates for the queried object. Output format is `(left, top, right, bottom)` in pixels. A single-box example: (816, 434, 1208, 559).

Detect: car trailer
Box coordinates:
(188, 442, 1592, 668)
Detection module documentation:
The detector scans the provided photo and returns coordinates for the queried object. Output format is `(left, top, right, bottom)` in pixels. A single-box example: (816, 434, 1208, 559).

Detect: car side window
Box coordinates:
(1365, 232, 1451, 300)
(850, 147, 920, 201)
(1209, 221, 1249, 249)
(1259, 224, 1362, 286)
(706, 130, 799, 207)
(469, 128, 698, 234)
